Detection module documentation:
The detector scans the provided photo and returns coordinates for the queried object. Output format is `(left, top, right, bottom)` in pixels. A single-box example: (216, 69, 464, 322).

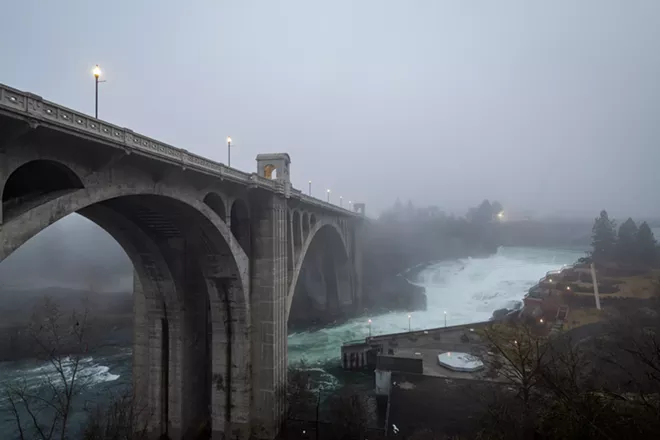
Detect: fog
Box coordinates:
(1, 0, 659, 217)
(1, 1, 660, 289)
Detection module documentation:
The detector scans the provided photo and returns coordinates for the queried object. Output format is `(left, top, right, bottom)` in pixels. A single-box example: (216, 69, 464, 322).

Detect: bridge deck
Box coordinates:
(0, 83, 359, 217)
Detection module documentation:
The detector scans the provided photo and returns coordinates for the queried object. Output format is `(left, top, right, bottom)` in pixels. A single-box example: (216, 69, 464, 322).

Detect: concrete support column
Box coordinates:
(352, 224, 364, 309)
(250, 194, 289, 439)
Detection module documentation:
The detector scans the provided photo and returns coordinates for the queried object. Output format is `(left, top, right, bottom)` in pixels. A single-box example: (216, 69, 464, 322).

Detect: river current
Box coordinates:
(0, 246, 584, 435)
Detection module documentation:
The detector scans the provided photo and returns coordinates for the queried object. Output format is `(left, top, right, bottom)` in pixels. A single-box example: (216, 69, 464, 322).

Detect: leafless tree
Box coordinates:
(81, 389, 151, 440)
(2, 296, 92, 440)
(326, 390, 369, 440)
(480, 321, 549, 434)
(287, 360, 316, 421)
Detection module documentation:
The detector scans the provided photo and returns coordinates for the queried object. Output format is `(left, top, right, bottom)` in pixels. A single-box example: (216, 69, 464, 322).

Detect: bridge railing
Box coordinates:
(0, 83, 363, 217)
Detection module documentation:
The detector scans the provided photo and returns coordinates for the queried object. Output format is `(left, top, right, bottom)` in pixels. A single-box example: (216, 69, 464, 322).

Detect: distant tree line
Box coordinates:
(364, 199, 503, 283)
(590, 210, 658, 266)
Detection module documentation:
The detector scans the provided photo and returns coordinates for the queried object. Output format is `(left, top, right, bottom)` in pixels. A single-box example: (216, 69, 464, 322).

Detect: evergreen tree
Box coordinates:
(591, 210, 617, 263)
(616, 217, 638, 264)
(635, 222, 657, 266)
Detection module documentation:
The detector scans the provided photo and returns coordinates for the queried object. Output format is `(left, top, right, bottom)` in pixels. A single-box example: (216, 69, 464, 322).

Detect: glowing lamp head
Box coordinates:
(92, 65, 102, 78)
(408, 314, 411, 319)
(226, 136, 232, 145)
(368, 319, 372, 324)
(497, 211, 504, 219)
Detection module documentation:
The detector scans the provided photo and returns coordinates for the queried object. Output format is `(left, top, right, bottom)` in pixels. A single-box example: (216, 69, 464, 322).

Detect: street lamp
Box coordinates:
(349, 201, 353, 211)
(408, 314, 411, 332)
(444, 310, 447, 328)
(326, 189, 331, 203)
(368, 319, 372, 338)
(226, 136, 232, 167)
(92, 65, 105, 119)
(308, 180, 312, 196)
(340, 196, 343, 208)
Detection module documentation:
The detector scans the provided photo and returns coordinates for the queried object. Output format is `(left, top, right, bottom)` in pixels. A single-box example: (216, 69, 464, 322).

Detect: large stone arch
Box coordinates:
(0, 172, 251, 438)
(286, 220, 351, 323)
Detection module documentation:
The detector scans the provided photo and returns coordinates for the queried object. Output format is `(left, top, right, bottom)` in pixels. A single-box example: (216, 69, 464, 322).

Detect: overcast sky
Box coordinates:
(2, 0, 659, 218)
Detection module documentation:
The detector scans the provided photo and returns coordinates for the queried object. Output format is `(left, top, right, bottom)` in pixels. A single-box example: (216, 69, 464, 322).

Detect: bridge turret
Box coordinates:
(256, 153, 291, 182)
(353, 202, 366, 216)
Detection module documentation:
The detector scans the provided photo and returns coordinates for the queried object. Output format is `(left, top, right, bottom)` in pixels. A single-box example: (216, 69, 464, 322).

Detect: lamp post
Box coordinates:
(340, 196, 343, 208)
(226, 136, 232, 167)
(368, 319, 372, 338)
(408, 314, 411, 332)
(326, 189, 331, 203)
(444, 311, 447, 328)
(349, 201, 353, 211)
(308, 180, 312, 196)
(92, 65, 103, 119)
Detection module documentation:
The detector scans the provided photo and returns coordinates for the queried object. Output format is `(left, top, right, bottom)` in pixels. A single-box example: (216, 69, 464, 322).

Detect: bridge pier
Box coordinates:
(250, 193, 289, 439)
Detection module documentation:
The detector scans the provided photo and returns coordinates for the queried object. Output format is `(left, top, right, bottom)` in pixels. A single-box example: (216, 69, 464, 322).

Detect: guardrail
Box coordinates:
(0, 83, 361, 217)
(341, 321, 493, 347)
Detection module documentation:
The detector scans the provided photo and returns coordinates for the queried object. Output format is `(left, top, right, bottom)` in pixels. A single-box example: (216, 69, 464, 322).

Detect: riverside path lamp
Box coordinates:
(340, 196, 343, 208)
(326, 189, 331, 203)
(368, 319, 372, 338)
(92, 65, 105, 118)
(226, 136, 233, 167)
(308, 180, 312, 196)
(444, 310, 447, 328)
(408, 314, 411, 332)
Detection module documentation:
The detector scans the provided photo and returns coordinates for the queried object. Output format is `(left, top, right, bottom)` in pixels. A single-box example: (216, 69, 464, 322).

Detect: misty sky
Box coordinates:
(2, 0, 660, 218)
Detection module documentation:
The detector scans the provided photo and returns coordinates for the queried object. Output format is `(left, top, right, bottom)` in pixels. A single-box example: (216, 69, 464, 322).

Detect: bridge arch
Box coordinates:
(1, 159, 84, 220)
(0, 184, 250, 438)
(292, 210, 302, 248)
(203, 192, 227, 223)
(230, 197, 250, 255)
(302, 212, 310, 240)
(286, 220, 351, 323)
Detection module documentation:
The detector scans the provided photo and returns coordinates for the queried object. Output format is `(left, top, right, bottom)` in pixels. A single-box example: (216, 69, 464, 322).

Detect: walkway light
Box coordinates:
(408, 314, 411, 332)
(368, 319, 372, 337)
(444, 310, 447, 328)
(308, 180, 312, 196)
(326, 189, 331, 202)
(92, 64, 104, 119)
(227, 136, 233, 167)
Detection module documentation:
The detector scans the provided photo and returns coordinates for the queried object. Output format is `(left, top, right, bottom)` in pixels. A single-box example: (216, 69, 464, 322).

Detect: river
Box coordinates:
(0, 246, 584, 436)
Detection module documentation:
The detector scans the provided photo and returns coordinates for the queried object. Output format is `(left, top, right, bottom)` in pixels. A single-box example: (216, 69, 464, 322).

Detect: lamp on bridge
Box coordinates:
(408, 314, 411, 332)
(91, 65, 105, 119)
(444, 310, 447, 328)
(226, 136, 233, 167)
(339, 196, 343, 207)
(308, 180, 312, 196)
(368, 319, 372, 338)
(326, 189, 331, 203)
(349, 200, 353, 210)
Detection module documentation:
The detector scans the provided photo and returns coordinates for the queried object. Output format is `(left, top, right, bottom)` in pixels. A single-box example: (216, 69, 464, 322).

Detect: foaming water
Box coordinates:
(288, 246, 583, 367)
(0, 246, 585, 433)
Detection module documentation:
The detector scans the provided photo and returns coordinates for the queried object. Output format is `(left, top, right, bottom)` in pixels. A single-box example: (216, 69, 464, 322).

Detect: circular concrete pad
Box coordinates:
(437, 352, 484, 372)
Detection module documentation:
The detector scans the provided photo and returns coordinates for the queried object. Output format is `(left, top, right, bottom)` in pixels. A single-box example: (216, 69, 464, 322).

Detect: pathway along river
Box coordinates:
(0, 246, 584, 434)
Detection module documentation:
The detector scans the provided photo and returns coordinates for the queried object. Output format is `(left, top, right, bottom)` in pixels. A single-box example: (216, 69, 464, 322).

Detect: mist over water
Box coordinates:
(287, 246, 584, 366)
(0, 246, 584, 435)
